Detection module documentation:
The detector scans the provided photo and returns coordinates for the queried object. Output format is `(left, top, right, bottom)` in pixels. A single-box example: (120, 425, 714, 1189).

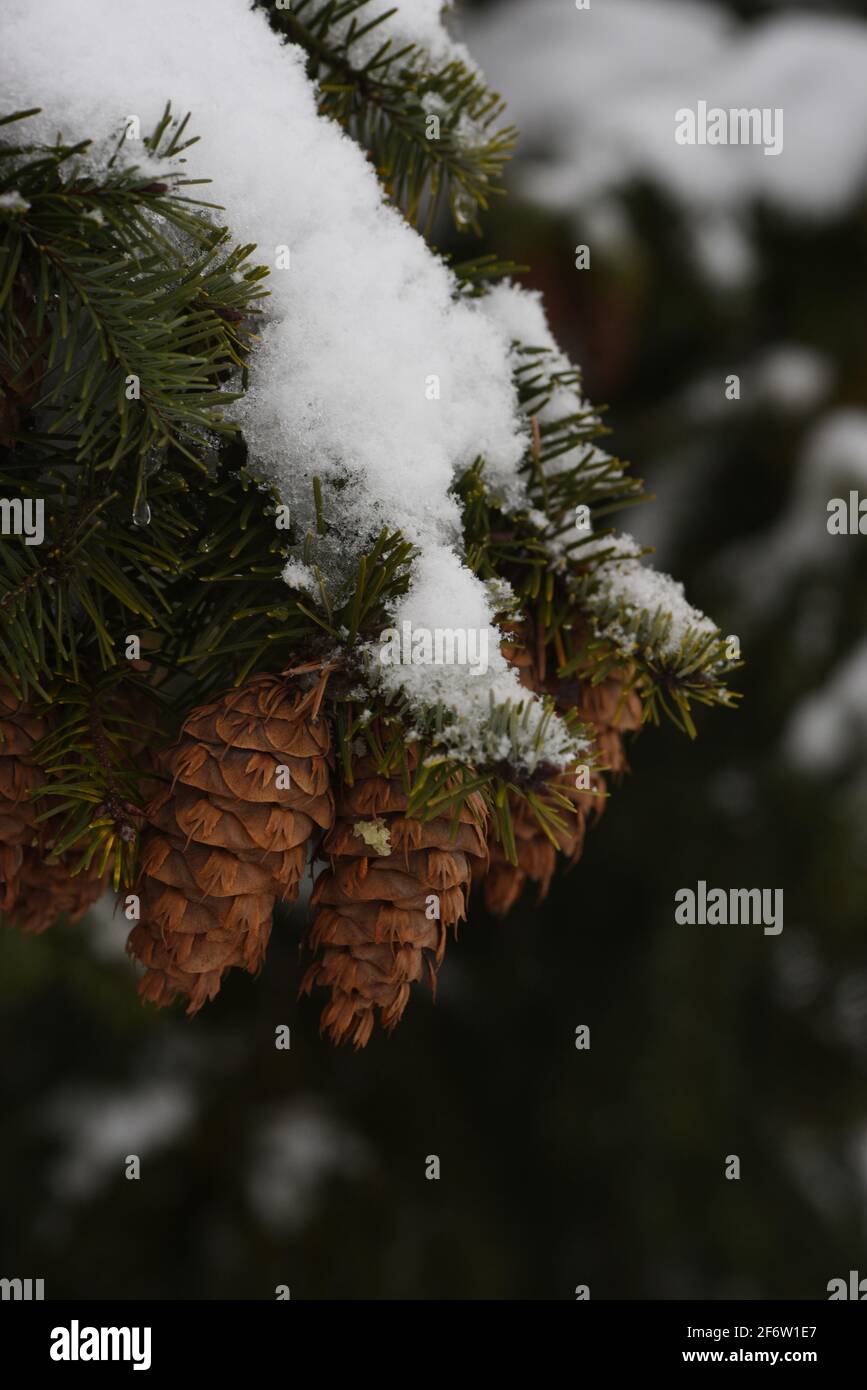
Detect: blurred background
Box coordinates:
(2, 0, 867, 1300)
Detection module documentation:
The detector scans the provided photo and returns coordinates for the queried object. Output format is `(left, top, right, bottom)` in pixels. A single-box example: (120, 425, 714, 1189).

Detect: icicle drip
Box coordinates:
(132, 497, 152, 527)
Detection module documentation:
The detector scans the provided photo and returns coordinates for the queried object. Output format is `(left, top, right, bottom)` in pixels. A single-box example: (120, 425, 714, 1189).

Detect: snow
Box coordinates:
(580, 534, 645, 567)
(366, 547, 590, 770)
(681, 345, 834, 422)
(0, 189, 29, 213)
(281, 559, 320, 595)
(468, 0, 867, 285)
(476, 281, 615, 523)
(580, 534, 722, 664)
(478, 280, 602, 431)
(479, 281, 563, 357)
(721, 409, 867, 619)
(44, 1081, 194, 1200)
(783, 639, 867, 775)
(2, 0, 718, 766)
(1, 0, 563, 762)
(753, 347, 834, 416)
(800, 410, 867, 490)
(246, 1100, 368, 1232)
(330, 0, 478, 73)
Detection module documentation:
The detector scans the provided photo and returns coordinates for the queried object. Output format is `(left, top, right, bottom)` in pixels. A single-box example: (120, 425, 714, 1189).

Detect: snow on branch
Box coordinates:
(577, 533, 729, 678)
(257, 0, 516, 232)
(2, 0, 731, 764)
(1, 0, 571, 768)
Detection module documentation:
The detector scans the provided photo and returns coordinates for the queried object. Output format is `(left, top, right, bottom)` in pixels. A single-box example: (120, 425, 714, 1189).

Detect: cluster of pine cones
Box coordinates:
(0, 629, 641, 1047)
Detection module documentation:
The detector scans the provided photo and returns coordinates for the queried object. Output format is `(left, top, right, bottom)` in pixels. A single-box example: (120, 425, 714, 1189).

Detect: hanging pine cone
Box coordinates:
(4, 850, 106, 935)
(301, 752, 488, 1048)
(478, 621, 643, 916)
(0, 686, 105, 932)
(477, 772, 598, 918)
(128, 672, 334, 1014)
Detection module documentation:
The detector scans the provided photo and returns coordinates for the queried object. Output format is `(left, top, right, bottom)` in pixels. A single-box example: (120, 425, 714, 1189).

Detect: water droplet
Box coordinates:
(452, 191, 475, 230)
(132, 497, 151, 527)
(196, 536, 213, 553)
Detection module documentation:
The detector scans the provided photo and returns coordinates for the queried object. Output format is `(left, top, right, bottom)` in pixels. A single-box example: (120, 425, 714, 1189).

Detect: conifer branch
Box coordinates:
(256, 0, 517, 233)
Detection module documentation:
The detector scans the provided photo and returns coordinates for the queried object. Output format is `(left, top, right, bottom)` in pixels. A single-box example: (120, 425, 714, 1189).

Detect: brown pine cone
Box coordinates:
(302, 754, 488, 1048)
(4, 851, 106, 935)
(477, 771, 603, 917)
(128, 672, 334, 1014)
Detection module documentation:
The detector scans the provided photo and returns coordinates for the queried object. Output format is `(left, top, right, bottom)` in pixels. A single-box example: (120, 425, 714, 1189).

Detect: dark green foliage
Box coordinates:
(29, 670, 160, 888)
(456, 342, 739, 737)
(0, 108, 266, 474)
(0, 109, 410, 876)
(0, 49, 735, 895)
(0, 107, 271, 697)
(256, 0, 516, 234)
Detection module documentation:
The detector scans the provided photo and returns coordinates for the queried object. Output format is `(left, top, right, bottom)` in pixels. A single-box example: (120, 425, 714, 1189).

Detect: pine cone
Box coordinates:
(0, 687, 104, 932)
(128, 673, 334, 1014)
(477, 772, 598, 917)
(479, 622, 643, 915)
(302, 754, 488, 1047)
(4, 850, 106, 935)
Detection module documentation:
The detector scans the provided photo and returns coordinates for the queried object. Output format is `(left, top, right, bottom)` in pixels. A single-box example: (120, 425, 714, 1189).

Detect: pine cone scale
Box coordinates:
(303, 752, 487, 1046)
(129, 673, 334, 1013)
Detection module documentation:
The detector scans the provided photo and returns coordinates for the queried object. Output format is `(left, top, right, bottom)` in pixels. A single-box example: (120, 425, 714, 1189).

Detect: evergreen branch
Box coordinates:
(0, 110, 277, 700)
(256, 0, 516, 234)
(31, 671, 162, 888)
(0, 108, 268, 479)
(450, 251, 530, 296)
(456, 334, 737, 735)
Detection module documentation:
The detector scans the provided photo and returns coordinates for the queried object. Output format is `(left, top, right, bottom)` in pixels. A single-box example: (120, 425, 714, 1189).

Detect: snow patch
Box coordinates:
(783, 639, 867, 774)
(469, 0, 867, 284)
(330, 0, 478, 73)
(721, 409, 867, 619)
(581, 533, 721, 662)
